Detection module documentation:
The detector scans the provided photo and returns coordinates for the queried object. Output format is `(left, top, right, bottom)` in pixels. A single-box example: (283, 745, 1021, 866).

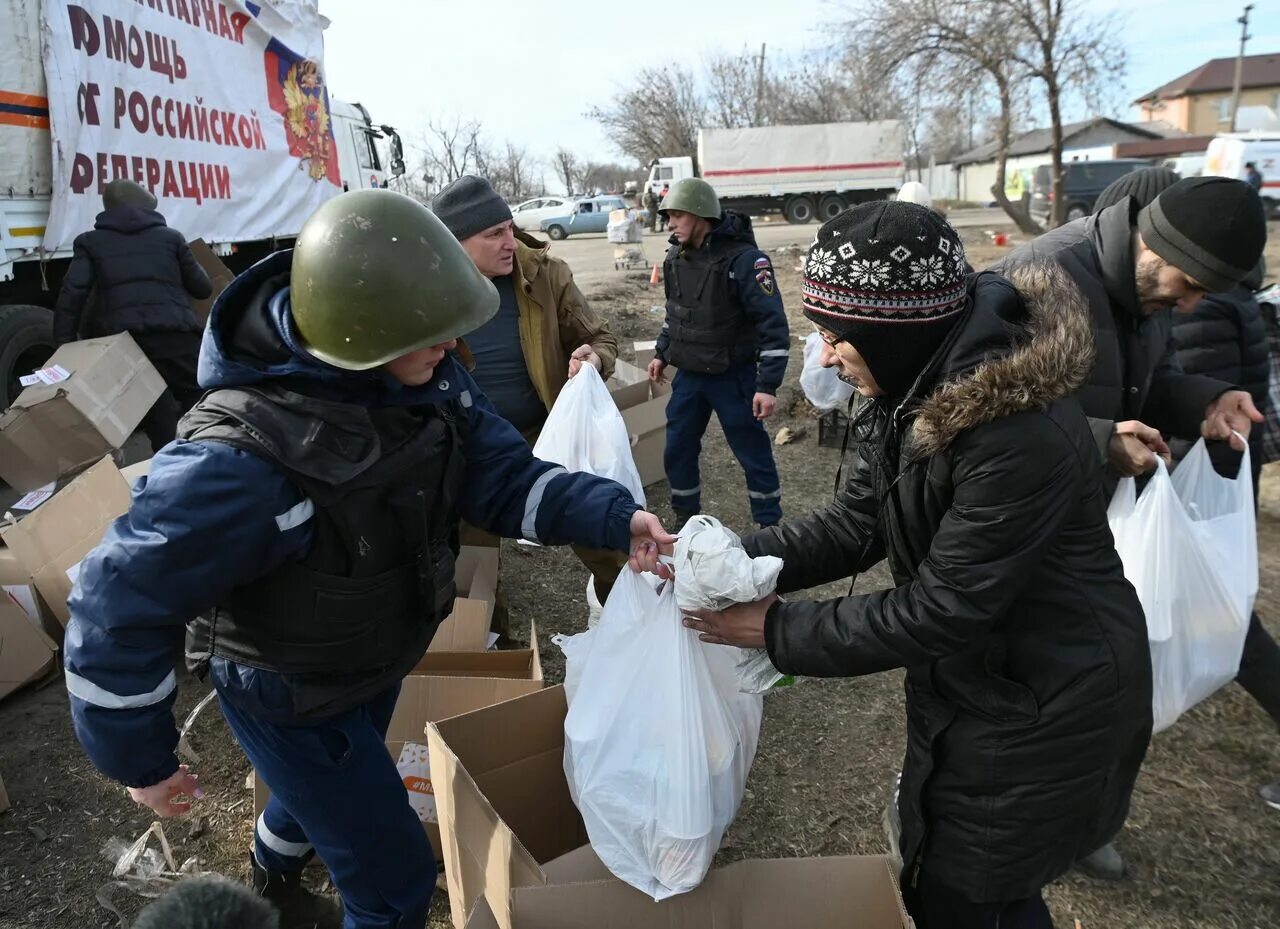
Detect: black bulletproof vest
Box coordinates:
(178, 383, 467, 719)
(662, 236, 758, 374)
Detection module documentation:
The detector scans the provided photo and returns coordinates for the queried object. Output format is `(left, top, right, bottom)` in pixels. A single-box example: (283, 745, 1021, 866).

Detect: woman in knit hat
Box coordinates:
(683, 201, 1152, 929)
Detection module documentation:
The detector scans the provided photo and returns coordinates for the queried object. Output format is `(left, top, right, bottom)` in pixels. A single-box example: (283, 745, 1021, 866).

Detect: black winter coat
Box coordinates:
(744, 266, 1152, 902)
(1170, 271, 1269, 474)
(993, 199, 1229, 476)
(53, 206, 212, 346)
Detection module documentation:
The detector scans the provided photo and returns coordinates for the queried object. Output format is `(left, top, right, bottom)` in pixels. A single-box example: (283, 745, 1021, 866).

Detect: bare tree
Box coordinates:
(553, 147, 579, 195)
(414, 115, 485, 198)
(1002, 0, 1127, 225)
(849, 1, 1043, 234)
(484, 141, 537, 202)
(586, 66, 706, 165)
(705, 47, 769, 128)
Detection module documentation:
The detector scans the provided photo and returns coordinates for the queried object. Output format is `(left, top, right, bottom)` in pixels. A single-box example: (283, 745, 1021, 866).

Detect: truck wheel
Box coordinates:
(784, 196, 817, 224)
(545, 225, 567, 241)
(818, 194, 847, 222)
(1066, 204, 1087, 222)
(0, 304, 56, 410)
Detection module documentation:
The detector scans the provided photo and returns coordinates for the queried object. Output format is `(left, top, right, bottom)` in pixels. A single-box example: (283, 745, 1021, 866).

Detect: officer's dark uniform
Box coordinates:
(654, 209, 789, 525)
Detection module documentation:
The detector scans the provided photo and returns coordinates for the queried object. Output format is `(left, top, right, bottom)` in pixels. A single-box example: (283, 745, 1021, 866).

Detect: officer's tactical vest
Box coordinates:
(178, 383, 466, 718)
(662, 236, 759, 374)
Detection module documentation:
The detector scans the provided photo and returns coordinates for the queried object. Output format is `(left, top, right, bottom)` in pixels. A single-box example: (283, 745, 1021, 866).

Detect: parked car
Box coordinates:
(1030, 159, 1149, 225)
(539, 196, 629, 240)
(509, 196, 574, 231)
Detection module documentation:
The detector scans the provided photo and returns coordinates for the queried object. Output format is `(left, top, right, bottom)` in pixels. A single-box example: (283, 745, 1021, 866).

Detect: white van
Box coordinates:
(1205, 133, 1280, 211)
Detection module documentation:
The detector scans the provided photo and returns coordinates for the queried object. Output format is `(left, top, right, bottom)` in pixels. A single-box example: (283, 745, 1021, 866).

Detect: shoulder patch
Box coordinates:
(753, 255, 775, 296)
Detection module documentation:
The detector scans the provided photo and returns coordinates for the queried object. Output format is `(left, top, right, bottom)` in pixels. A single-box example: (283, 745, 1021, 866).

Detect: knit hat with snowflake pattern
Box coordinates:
(803, 201, 968, 400)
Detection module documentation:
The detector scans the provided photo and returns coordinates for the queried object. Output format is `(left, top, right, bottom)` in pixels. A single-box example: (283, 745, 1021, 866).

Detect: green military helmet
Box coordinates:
(291, 189, 499, 371)
(103, 179, 158, 210)
(659, 177, 722, 221)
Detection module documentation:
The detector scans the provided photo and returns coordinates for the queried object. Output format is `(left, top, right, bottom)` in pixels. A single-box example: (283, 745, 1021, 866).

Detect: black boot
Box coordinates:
(249, 853, 344, 929)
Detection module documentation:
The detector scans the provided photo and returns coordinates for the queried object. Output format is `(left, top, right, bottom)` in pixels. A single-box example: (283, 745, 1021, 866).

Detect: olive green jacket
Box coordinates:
(512, 230, 618, 409)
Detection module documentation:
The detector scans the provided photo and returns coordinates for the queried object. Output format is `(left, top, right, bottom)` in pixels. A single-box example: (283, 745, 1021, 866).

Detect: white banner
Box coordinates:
(40, 0, 341, 251)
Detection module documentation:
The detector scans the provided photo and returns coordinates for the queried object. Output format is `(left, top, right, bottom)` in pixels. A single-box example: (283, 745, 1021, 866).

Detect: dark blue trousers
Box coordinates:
(664, 364, 782, 525)
(213, 659, 434, 929)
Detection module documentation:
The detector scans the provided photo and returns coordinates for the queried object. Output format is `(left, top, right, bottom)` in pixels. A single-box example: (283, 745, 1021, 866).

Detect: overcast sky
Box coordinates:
(319, 0, 1280, 192)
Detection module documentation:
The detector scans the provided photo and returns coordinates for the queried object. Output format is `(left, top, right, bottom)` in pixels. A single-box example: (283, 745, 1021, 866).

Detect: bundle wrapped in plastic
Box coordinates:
(556, 568, 762, 899)
(671, 515, 789, 693)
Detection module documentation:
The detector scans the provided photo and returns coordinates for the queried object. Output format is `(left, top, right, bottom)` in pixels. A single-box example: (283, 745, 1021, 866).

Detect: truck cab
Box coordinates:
(331, 100, 404, 192)
(644, 157, 694, 197)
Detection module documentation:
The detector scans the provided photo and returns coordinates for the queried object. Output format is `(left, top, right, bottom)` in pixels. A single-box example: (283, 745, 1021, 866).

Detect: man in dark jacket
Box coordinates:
(994, 176, 1267, 492)
(684, 202, 1151, 929)
(996, 172, 1269, 878)
(648, 177, 790, 527)
(1097, 168, 1280, 812)
(53, 179, 212, 450)
(63, 190, 674, 929)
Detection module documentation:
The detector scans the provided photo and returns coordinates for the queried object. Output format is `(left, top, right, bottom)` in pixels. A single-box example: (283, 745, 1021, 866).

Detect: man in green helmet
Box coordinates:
(649, 177, 789, 527)
(63, 189, 676, 929)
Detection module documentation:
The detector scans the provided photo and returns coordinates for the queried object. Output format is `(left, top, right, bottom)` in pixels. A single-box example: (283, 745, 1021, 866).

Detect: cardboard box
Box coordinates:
(428, 546, 498, 652)
(633, 340, 658, 369)
(606, 359, 671, 488)
(0, 594, 59, 704)
(0, 543, 43, 629)
(463, 855, 913, 929)
(254, 627, 543, 865)
(0, 333, 164, 491)
(0, 457, 132, 631)
(431, 687, 912, 929)
(119, 458, 152, 484)
(187, 240, 236, 324)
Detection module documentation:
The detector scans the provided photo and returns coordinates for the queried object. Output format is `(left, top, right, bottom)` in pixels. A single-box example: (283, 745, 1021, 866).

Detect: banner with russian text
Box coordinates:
(41, 0, 341, 251)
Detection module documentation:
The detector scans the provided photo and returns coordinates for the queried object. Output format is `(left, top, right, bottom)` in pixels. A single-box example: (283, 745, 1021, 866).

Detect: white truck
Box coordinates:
(1205, 132, 1280, 214)
(644, 121, 905, 225)
(0, 0, 403, 407)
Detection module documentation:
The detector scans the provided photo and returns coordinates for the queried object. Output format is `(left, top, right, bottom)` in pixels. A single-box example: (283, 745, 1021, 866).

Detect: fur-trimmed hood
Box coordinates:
(910, 263, 1096, 456)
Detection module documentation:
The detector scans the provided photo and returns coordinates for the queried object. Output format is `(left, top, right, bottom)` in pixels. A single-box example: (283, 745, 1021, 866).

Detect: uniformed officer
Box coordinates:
(63, 190, 675, 929)
(647, 177, 790, 527)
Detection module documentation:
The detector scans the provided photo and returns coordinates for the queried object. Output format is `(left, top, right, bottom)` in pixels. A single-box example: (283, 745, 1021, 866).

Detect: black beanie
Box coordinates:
(430, 175, 513, 241)
(1137, 177, 1267, 292)
(1093, 166, 1178, 214)
(802, 201, 968, 399)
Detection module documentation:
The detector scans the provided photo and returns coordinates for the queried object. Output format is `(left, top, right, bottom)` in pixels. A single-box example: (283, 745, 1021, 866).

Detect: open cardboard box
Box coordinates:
(429, 547, 498, 653)
(1, 457, 133, 635)
(0, 333, 164, 492)
(254, 624, 543, 863)
(427, 685, 912, 929)
(606, 358, 671, 487)
(463, 854, 914, 929)
(0, 594, 59, 704)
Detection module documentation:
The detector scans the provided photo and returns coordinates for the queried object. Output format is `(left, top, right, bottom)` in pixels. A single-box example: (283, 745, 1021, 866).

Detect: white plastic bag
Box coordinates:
(560, 569, 762, 900)
(531, 364, 645, 507)
(1107, 440, 1255, 733)
(671, 515, 788, 693)
(799, 331, 853, 411)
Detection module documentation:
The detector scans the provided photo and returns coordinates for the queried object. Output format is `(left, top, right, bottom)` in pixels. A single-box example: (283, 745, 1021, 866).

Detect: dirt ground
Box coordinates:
(2, 218, 1279, 929)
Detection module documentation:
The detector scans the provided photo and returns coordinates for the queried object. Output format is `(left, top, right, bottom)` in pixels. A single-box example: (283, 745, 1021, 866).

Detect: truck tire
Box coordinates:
(0, 304, 56, 410)
(545, 224, 567, 241)
(818, 194, 847, 222)
(784, 196, 817, 224)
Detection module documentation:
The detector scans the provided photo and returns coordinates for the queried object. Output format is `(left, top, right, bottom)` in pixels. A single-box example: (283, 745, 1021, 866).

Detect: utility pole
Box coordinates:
(755, 43, 767, 125)
(1230, 4, 1254, 132)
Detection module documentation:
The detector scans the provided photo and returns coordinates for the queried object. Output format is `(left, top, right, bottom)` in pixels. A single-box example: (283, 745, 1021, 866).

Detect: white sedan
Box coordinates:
(509, 196, 574, 232)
